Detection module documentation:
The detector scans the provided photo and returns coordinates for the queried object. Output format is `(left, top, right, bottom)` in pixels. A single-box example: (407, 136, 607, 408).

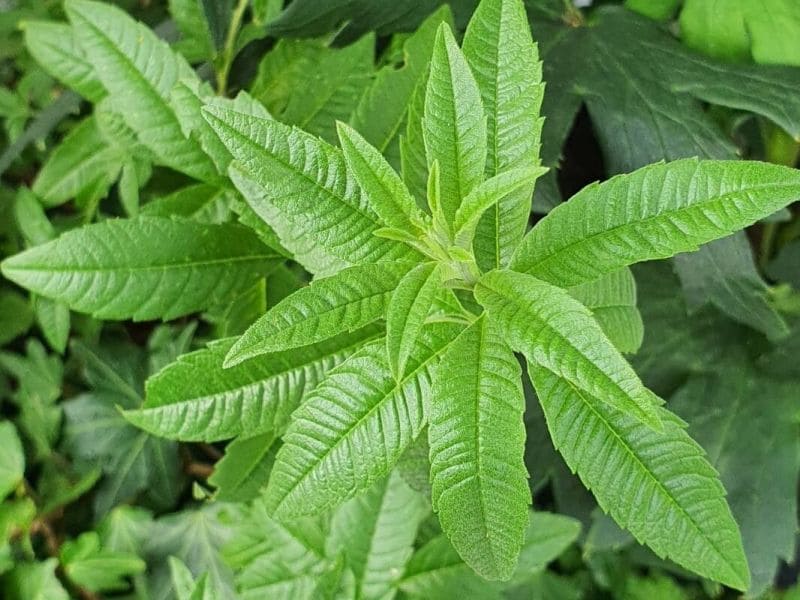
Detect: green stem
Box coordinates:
(216, 0, 250, 96)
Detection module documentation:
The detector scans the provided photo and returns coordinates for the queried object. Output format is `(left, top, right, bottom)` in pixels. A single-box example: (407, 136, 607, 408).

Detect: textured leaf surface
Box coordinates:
(424, 25, 487, 225)
(65, 0, 221, 183)
(208, 432, 276, 502)
(569, 268, 644, 354)
(1, 217, 278, 321)
(386, 262, 441, 379)
(203, 107, 421, 265)
(476, 270, 662, 429)
(127, 328, 379, 441)
(329, 471, 428, 599)
(463, 0, 544, 269)
(530, 366, 749, 590)
(428, 315, 530, 580)
(512, 159, 800, 288)
(226, 262, 413, 366)
(264, 323, 461, 518)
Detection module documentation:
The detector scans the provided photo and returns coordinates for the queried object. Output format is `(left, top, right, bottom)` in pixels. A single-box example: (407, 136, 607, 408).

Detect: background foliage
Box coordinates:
(0, 0, 798, 598)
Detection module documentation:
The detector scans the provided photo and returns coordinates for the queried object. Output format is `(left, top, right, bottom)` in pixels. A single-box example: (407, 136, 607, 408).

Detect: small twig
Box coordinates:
(198, 442, 223, 461)
(215, 0, 250, 96)
(186, 462, 215, 479)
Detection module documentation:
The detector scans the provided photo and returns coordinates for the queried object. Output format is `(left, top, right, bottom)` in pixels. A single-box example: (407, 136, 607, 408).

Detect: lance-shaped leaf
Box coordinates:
(512, 158, 800, 288)
(568, 267, 644, 355)
(264, 323, 462, 518)
(453, 167, 546, 247)
(337, 121, 426, 233)
(428, 315, 530, 581)
(125, 328, 379, 441)
(65, 0, 222, 184)
(475, 270, 662, 430)
(530, 366, 750, 591)
(225, 262, 415, 366)
(0, 217, 278, 321)
(401, 75, 431, 204)
(463, 0, 545, 270)
(386, 262, 442, 379)
(202, 106, 421, 266)
(328, 471, 428, 599)
(24, 21, 105, 102)
(424, 24, 487, 225)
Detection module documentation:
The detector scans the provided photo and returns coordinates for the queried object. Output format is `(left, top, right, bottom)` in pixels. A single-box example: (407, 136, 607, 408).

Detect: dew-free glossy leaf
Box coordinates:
(475, 270, 662, 430)
(226, 262, 413, 366)
(1, 217, 278, 321)
(264, 323, 461, 518)
(512, 159, 800, 288)
(428, 315, 530, 581)
(127, 328, 379, 441)
(463, 0, 544, 269)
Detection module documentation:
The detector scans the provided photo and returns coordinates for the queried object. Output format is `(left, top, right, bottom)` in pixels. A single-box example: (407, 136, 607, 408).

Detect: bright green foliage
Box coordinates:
(0, 290, 32, 346)
(531, 366, 750, 591)
(475, 270, 663, 430)
(226, 262, 414, 365)
(463, 0, 544, 269)
(386, 262, 442, 379)
(1, 217, 278, 321)
(0, 422, 24, 499)
(424, 25, 487, 225)
(428, 316, 529, 580)
(60, 532, 146, 593)
(264, 324, 461, 518)
(208, 432, 276, 502)
(512, 159, 800, 287)
(127, 328, 379, 441)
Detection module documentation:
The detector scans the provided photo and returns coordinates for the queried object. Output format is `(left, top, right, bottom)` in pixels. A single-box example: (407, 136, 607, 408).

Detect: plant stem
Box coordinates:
(216, 0, 250, 96)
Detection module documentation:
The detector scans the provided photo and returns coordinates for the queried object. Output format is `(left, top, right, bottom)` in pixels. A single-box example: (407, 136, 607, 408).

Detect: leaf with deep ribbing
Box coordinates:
(0, 217, 279, 322)
(475, 270, 662, 430)
(428, 315, 529, 581)
(24, 21, 105, 102)
(264, 323, 462, 518)
(226, 262, 414, 366)
(125, 327, 379, 441)
(400, 75, 431, 204)
(65, 0, 222, 184)
(423, 24, 487, 225)
(568, 268, 644, 354)
(202, 106, 421, 266)
(337, 121, 426, 233)
(328, 471, 428, 599)
(529, 365, 750, 591)
(462, 0, 544, 270)
(386, 262, 441, 379)
(512, 159, 800, 288)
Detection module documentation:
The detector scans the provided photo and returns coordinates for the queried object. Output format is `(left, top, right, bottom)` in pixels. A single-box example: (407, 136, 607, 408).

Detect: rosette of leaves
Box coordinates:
(4, 0, 800, 591)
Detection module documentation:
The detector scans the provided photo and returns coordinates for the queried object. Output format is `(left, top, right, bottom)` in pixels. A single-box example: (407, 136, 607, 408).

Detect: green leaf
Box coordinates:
(0, 422, 24, 500)
(0, 290, 33, 346)
(24, 20, 105, 102)
(399, 535, 503, 600)
(424, 24, 486, 225)
(680, 0, 800, 65)
(169, 0, 216, 62)
(671, 361, 800, 596)
(202, 106, 422, 266)
(337, 121, 426, 233)
(351, 6, 452, 166)
(1, 217, 279, 321)
(568, 268, 644, 355)
(208, 432, 276, 502)
(264, 323, 461, 518)
(514, 512, 581, 578)
(512, 159, 800, 288)
(401, 75, 432, 204)
(226, 262, 413, 366)
(1, 559, 70, 600)
(127, 327, 379, 441)
(428, 315, 530, 581)
(475, 270, 663, 430)
(65, 0, 222, 184)
(462, 0, 544, 269)
(32, 116, 123, 209)
(328, 471, 428, 599)
(60, 531, 146, 593)
(452, 167, 545, 246)
(140, 184, 234, 224)
(530, 366, 750, 590)
(625, 0, 681, 21)
(386, 262, 442, 379)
